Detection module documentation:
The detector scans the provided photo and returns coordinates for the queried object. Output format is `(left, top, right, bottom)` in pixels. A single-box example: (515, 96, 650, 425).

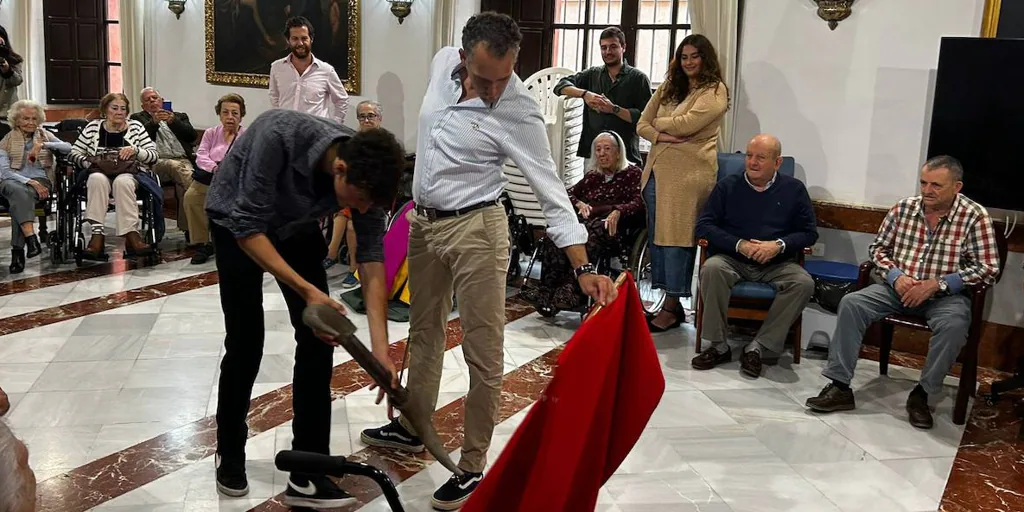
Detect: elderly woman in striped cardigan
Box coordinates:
(69, 92, 160, 260)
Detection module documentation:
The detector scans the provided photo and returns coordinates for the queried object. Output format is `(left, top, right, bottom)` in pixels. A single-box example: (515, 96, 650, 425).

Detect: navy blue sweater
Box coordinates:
(695, 173, 818, 265)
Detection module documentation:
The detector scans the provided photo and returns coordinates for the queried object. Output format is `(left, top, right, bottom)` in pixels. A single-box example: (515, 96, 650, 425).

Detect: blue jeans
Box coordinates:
(643, 175, 696, 298)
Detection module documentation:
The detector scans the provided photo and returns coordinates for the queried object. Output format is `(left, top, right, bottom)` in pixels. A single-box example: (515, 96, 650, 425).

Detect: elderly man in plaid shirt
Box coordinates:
(806, 155, 1001, 429)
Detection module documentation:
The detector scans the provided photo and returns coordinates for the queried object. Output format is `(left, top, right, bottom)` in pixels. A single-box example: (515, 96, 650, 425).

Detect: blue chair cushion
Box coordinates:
(716, 152, 795, 182)
(731, 281, 778, 300)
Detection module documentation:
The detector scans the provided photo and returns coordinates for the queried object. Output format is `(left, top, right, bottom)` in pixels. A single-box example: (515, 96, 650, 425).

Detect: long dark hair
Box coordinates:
(0, 25, 23, 66)
(661, 34, 727, 107)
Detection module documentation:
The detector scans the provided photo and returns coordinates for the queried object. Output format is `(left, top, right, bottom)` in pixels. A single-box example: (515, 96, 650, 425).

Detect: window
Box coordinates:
(43, 0, 119, 104)
(552, 0, 690, 84)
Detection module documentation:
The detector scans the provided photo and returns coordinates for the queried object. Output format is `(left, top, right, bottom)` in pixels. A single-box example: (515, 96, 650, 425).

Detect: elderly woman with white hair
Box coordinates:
(0, 99, 72, 273)
(521, 131, 644, 312)
(0, 419, 35, 512)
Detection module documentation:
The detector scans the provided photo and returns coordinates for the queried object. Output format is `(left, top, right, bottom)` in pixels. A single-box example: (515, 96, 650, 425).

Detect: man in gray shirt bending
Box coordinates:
(205, 109, 406, 509)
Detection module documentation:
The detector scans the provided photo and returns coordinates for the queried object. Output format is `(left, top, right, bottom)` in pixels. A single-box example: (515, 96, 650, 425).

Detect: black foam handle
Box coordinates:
(275, 450, 348, 477)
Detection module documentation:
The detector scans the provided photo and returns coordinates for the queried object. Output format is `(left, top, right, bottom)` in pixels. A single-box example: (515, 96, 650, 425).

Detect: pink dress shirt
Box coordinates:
(195, 124, 246, 173)
(268, 54, 349, 123)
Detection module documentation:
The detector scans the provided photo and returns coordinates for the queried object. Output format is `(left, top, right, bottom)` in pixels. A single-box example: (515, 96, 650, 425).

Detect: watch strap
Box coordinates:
(574, 263, 597, 279)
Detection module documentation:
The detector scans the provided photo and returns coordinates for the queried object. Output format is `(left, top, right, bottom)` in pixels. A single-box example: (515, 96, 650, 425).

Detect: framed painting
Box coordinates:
(981, 0, 1023, 38)
(204, 0, 361, 94)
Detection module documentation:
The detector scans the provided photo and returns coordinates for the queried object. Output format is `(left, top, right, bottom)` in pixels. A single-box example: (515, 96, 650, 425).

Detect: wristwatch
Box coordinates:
(612, 105, 621, 114)
(574, 263, 598, 279)
(937, 277, 949, 294)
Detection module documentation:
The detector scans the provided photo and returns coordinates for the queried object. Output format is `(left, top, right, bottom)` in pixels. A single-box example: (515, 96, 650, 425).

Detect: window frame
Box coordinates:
(105, 0, 122, 95)
(551, 0, 691, 82)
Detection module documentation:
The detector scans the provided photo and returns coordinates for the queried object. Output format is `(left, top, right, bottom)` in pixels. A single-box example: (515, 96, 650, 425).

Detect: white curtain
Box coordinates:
(119, 0, 147, 102)
(12, 0, 36, 103)
(689, 0, 740, 151)
(433, 0, 458, 54)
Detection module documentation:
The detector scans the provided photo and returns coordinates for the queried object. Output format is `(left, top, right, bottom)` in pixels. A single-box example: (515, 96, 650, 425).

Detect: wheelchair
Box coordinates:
(504, 193, 665, 319)
(49, 159, 164, 267)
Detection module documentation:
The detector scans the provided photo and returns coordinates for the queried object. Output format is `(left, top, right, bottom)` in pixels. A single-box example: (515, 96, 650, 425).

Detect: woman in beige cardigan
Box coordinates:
(637, 34, 728, 331)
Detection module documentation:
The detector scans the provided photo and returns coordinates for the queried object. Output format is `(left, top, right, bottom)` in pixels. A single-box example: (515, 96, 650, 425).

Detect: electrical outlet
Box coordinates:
(811, 243, 825, 257)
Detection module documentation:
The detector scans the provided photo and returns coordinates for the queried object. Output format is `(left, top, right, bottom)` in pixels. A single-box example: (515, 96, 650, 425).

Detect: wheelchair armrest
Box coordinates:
(856, 261, 874, 290)
(697, 238, 710, 266)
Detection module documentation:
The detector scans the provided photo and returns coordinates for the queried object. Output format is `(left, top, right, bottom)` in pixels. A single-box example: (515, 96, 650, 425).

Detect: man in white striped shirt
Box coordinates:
(361, 12, 617, 510)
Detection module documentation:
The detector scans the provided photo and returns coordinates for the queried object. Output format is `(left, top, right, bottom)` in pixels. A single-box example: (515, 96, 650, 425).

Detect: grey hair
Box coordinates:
(6, 100, 45, 126)
(0, 420, 28, 512)
(140, 87, 159, 101)
(462, 12, 522, 58)
(590, 131, 629, 171)
(924, 154, 964, 182)
(357, 100, 382, 116)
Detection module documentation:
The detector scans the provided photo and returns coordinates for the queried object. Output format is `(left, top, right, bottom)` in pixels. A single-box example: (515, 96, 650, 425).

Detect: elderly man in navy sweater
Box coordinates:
(693, 134, 818, 377)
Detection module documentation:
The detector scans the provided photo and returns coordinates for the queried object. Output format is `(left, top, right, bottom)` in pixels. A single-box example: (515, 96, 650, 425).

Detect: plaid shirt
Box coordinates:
(870, 194, 1000, 293)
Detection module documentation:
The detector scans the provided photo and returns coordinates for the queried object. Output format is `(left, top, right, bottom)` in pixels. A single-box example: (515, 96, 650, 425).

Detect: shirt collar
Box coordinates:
(288, 53, 323, 70)
(912, 193, 962, 219)
(744, 171, 777, 191)
(449, 61, 503, 109)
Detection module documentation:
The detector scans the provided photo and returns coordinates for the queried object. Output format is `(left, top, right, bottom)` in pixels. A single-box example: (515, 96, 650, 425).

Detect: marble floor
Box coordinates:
(0, 216, 1021, 512)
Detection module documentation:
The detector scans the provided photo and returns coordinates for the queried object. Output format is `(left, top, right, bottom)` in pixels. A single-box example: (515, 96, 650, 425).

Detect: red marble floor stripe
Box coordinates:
(0, 270, 219, 337)
(34, 298, 536, 512)
(0, 245, 197, 297)
(251, 343, 562, 512)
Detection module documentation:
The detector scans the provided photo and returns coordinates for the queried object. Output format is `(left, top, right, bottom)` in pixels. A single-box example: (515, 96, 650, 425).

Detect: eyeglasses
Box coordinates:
(357, 114, 379, 120)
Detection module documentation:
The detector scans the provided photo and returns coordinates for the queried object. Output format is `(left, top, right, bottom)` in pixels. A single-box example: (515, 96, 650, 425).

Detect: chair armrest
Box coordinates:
(697, 238, 709, 266)
(857, 261, 873, 290)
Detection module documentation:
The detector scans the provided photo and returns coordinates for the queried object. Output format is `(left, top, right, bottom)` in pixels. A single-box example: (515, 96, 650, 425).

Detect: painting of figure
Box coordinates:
(205, 0, 360, 93)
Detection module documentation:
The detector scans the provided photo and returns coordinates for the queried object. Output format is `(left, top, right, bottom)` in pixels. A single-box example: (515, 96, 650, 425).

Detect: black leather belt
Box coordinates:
(415, 199, 501, 221)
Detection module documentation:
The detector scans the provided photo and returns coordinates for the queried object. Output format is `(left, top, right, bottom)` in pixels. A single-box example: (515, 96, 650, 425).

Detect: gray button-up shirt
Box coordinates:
(412, 47, 587, 248)
(206, 109, 386, 263)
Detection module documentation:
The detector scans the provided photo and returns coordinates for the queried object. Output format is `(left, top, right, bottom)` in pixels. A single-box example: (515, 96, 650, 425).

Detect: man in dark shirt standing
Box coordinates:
(553, 26, 652, 166)
(205, 109, 406, 508)
(693, 134, 818, 378)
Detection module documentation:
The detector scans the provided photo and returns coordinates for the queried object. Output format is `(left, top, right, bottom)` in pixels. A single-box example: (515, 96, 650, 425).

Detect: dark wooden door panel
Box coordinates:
(44, 0, 107, 104)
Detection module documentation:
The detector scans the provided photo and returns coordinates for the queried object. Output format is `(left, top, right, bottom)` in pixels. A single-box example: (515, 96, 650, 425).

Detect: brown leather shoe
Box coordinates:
(740, 350, 763, 378)
(124, 231, 154, 257)
(906, 390, 933, 429)
(84, 233, 106, 258)
(806, 383, 856, 412)
(691, 345, 731, 370)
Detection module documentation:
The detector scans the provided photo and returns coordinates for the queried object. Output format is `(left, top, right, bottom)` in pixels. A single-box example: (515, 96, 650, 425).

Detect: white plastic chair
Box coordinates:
(522, 67, 587, 189)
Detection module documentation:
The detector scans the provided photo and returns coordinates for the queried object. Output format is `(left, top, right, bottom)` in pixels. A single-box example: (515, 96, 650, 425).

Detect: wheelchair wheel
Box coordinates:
(629, 228, 665, 315)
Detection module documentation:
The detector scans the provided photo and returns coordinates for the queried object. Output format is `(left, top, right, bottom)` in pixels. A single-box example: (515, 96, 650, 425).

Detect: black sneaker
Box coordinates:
(360, 419, 426, 453)
(215, 454, 249, 497)
(430, 471, 484, 510)
(283, 475, 355, 509)
(191, 243, 214, 264)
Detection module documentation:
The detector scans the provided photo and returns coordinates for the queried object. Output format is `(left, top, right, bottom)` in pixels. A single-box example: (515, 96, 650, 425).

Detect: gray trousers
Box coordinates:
(699, 254, 815, 354)
(822, 283, 971, 395)
(0, 178, 48, 248)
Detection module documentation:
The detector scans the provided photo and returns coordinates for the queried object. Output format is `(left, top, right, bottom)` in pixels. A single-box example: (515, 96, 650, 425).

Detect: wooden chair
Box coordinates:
(856, 228, 1008, 425)
(693, 152, 809, 363)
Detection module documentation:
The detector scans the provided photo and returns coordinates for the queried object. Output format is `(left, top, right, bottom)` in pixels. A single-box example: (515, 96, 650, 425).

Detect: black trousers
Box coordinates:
(213, 222, 334, 462)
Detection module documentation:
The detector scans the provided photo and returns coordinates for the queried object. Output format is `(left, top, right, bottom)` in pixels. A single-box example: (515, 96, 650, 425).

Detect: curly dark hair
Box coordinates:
(283, 16, 315, 39)
(339, 128, 406, 207)
(662, 34, 729, 107)
(462, 12, 522, 58)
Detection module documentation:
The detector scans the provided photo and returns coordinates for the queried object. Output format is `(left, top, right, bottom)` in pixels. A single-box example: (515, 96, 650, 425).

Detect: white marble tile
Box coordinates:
(818, 410, 964, 461)
(6, 389, 120, 427)
(89, 421, 185, 460)
(0, 363, 48, 393)
(124, 357, 220, 389)
(149, 312, 226, 335)
(793, 460, 939, 511)
(0, 306, 48, 318)
(882, 457, 955, 504)
(689, 461, 841, 512)
(159, 293, 224, 314)
(600, 470, 726, 509)
(31, 360, 134, 391)
(703, 387, 820, 424)
(0, 336, 68, 363)
(95, 298, 170, 316)
(671, 362, 779, 391)
(19, 425, 103, 477)
(254, 353, 295, 384)
(647, 391, 738, 428)
(99, 386, 210, 425)
(51, 334, 147, 361)
(3, 317, 84, 340)
(73, 313, 160, 336)
(612, 428, 691, 475)
(659, 424, 780, 464)
(746, 420, 873, 465)
(205, 382, 289, 417)
(138, 333, 225, 359)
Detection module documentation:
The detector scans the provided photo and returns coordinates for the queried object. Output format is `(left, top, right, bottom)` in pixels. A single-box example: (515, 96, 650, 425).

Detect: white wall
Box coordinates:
(733, 0, 986, 208)
(146, 0, 441, 149)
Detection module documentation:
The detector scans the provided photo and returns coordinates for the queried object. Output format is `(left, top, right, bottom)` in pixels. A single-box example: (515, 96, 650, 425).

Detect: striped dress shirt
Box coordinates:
(412, 47, 587, 248)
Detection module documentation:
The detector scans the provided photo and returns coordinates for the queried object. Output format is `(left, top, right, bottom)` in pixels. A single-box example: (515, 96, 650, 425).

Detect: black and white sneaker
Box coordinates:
(360, 419, 426, 453)
(215, 454, 249, 497)
(430, 471, 484, 510)
(282, 475, 355, 509)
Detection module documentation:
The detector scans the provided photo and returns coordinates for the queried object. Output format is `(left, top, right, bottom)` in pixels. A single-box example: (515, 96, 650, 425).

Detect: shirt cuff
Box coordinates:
(546, 222, 589, 249)
(886, 268, 905, 287)
(944, 273, 964, 294)
(735, 239, 743, 253)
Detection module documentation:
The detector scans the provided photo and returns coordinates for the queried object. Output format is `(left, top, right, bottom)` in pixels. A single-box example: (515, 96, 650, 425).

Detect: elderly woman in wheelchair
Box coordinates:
(69, 92, 159, 260)
(520, 131, 644, 312)
(0, 100, 71, 273)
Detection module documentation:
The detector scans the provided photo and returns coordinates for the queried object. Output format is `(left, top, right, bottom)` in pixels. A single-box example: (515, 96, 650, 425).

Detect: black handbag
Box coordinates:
(193, 130, 238, 186)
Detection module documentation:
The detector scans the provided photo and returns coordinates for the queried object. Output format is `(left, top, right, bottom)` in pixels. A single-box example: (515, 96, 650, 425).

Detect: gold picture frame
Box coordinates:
(204, 0, 362, 94)
(981, 0, 1001, 37)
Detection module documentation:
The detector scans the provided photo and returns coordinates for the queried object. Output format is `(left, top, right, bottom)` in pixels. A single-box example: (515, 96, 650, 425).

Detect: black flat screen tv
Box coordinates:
(926, 37, 1024, 212)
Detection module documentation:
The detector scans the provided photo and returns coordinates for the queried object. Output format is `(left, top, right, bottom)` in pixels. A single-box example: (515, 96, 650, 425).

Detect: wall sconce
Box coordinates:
(813, 0, 854, 30)
(167, 0, 186, 19)
(387, 0, 413, 24)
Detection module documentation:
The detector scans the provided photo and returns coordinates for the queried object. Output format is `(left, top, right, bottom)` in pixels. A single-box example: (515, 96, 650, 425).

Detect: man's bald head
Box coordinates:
(744, 133, 783, 187)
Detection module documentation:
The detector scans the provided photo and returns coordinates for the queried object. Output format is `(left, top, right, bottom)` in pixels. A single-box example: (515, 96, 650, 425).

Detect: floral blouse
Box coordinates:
(567, 164, 644, 218)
